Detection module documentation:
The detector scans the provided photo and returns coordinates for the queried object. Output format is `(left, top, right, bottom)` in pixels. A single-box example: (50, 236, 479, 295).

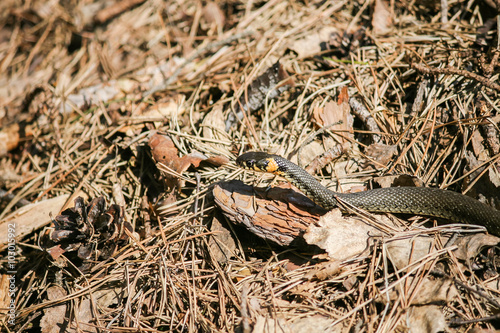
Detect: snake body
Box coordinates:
(236, 152, 500, 236)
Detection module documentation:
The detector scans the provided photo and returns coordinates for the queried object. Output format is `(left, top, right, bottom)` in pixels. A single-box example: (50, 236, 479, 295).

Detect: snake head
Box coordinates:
(236, 152, 281, 174)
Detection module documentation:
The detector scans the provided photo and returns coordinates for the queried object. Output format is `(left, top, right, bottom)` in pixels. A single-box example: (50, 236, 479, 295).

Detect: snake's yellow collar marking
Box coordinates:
(236, 152, 287, 177)
(236, 152, 284, 174)
(263, 158, 279, 173)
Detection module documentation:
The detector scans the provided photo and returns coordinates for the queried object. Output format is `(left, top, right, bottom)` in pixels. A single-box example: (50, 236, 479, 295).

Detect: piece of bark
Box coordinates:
(482, 115, 500, 155)
(40, 286, 68, 333)
(213, 180, 322, 246)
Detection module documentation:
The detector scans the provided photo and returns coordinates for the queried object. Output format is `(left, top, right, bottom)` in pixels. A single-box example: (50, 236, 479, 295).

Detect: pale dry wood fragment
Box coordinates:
(0, 194, 70, 251)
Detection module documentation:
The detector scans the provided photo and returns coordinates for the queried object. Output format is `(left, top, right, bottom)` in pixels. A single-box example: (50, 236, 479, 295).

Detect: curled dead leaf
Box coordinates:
(290, 26, 338, 58)
(303, 210, 386, 261)
(148, 133, 180, 166)
(202, 105, 229, 140)
(452, 233, 500, 262)
(149, 133, 229, 190)
(313, 87, 353, 133)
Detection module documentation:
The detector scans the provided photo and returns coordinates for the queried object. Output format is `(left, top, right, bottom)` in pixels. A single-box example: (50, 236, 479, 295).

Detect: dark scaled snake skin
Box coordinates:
(236, 152, 500, 236)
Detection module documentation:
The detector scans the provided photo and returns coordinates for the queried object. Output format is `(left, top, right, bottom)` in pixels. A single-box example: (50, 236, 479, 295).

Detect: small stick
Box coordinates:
(349, 97, 382, 143)
(440, 0, 448, 25)
(411, 63, 500, 92)
(0, 189, 31, 208)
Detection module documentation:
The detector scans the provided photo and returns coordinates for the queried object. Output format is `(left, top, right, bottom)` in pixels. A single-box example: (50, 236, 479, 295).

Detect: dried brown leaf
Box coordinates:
(452, 233, 500, 261)
(138, 100, 186, 120)
(343, 276, 358, 291)
(411, 278, 458, 304)
(386, 235, 437, 271)
(372, 175, 425, 189)
(48, 245, 66, 261)
(0, 123, 20, 156)
(202, 104, 231, 152)
(290, 27, 338, 58)
(149, 133, 228, 189)
(303, 210, 386, 260)
(364, 143, 398, 167)
(372, 0, 393, 36)
(471, 129, 488, 160)
(488, 164, 500, 187)
(291, 281, 316, 297)
(72, 298, 97, 333)
(406, 305, 447, 333)
(379, 277, 457, 305)
(40, 286, 68, 333)
(304, 261, 341, 281)
(149, 133, 183, 167)
(312, 86, 354, 145)
(93, 287, 124, 309)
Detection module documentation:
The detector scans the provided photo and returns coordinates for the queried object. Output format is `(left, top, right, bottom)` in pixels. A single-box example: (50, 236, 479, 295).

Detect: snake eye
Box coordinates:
(245, 160, 255, 169)
(255, 159, 269, 171)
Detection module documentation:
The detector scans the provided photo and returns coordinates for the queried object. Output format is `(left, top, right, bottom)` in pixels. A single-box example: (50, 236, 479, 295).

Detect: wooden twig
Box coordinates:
(411, 63, 500, 92)
(349, 97, 382, 143)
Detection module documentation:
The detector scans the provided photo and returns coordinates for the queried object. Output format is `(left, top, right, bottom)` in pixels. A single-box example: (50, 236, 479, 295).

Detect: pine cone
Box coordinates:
(49, 196, 133, 270)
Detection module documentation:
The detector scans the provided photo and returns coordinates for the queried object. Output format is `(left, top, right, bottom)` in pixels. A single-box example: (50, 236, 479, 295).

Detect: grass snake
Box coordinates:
(236, 152, 500, 236)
